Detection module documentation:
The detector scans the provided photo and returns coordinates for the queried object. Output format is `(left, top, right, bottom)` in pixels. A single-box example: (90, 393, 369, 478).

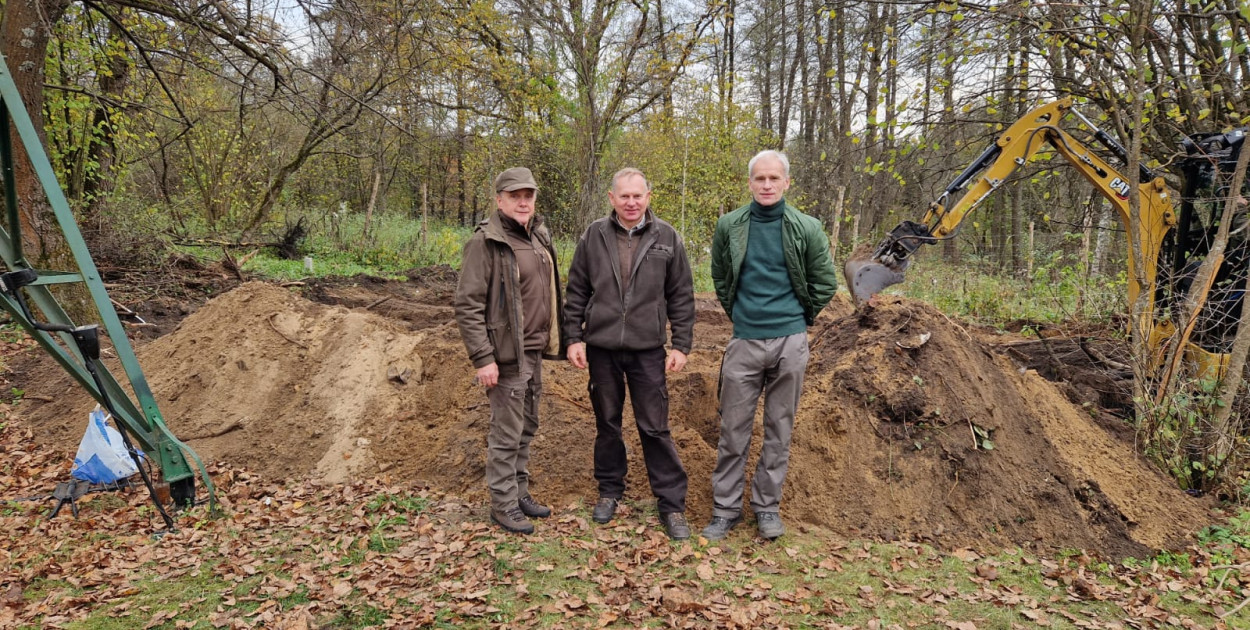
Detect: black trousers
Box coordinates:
(587, 345, 688, 514)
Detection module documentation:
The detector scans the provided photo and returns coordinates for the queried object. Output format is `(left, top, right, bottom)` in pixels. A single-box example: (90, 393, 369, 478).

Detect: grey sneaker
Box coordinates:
(756, 512, 785, 539)
(592, 497, 618, 524)
(491, 507, 534, 534)
(660, 512, 691, 540)
(700, 515, 742, 541)
(519, 495, 551, 518)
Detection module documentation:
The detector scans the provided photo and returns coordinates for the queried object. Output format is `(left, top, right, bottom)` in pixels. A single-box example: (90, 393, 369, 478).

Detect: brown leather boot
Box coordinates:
(519, 495, 552, 518)
(660, 512, 691, 540)
(592, 497, 618, 524)
(491, 507, 534, 534)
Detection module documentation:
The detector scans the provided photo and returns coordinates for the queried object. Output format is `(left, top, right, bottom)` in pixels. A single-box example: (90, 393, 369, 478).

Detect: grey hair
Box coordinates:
(747, 150, 791, 178)
(610, 167, 651, 191)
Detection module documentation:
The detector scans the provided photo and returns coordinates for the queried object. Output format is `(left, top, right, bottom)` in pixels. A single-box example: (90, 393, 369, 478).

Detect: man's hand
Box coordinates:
(567, 342, 587, 369)
(666, 349, 688, 372)
(475, 362, 500, 388)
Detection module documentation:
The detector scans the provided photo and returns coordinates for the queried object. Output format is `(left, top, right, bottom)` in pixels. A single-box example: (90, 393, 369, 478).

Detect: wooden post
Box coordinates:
(421, 182, 429, 247)
(1027, 220, 1035, 277)
(363, 168, 381, 241)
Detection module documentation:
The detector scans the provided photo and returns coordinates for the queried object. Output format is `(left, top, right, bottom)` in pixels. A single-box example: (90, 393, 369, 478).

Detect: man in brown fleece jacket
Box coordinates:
(562, 167, 696, 540)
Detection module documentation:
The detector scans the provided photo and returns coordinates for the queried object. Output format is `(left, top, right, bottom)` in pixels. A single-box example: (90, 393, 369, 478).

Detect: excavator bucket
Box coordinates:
(845, 256, 907, 305)
(843, 221, 932, 305)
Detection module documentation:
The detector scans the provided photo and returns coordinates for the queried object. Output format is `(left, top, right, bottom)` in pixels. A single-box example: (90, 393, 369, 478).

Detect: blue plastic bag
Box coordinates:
(71, 406, 140, 484)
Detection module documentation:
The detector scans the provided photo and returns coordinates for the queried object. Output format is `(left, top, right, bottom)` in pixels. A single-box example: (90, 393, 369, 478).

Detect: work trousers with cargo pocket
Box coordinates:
(485, 350, 543, 513)
(587, 345, 688, 514)
(710, 332, 809, 518)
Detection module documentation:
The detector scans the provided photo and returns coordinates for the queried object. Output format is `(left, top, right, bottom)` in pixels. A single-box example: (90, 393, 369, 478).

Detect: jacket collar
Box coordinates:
(609, 208, 653, 235)
(730, 199, 793, 224)
(482, 210, 548, 245)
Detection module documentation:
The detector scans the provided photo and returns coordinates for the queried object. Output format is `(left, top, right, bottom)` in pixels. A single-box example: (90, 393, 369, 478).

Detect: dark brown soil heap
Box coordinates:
(16, 278, 1214, 557)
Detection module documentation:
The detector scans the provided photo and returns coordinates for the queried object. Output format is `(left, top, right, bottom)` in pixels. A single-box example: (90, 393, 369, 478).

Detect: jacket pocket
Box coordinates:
(645, 244, 673, 264)
(488, 321, 517, 365)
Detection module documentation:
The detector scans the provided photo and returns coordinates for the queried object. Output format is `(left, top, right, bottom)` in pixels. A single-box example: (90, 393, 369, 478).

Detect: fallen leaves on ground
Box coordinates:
(0, 395, 1247, 628)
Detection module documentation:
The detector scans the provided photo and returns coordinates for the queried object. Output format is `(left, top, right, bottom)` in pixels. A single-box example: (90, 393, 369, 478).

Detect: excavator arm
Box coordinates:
(847, 98, 1176, 320)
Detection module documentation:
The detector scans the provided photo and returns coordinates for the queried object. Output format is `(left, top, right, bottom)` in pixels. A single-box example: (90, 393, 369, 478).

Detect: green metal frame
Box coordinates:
(0, 55, 215, 506)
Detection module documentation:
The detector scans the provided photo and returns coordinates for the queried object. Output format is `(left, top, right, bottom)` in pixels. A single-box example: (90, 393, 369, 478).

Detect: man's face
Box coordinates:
(748, 156, 790, 206)
(497, 188, 537, 227)
(609, 174, 651, 229)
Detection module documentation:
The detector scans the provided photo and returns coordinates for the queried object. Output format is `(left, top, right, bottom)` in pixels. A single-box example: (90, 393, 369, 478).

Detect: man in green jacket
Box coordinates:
(454, 166, 564, 535)
(702, 150, 838, 541)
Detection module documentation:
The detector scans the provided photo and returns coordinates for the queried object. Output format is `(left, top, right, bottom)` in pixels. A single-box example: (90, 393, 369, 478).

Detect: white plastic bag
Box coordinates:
(71, 406, 140, 484)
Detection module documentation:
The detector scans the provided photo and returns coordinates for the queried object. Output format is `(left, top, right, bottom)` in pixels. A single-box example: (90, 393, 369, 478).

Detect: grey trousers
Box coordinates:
(711, 332, 809, 518)
(485, 350, 542, 512)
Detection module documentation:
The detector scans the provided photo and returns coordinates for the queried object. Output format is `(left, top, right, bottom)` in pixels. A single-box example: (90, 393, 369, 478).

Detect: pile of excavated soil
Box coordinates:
(16, 278, 1214, 556)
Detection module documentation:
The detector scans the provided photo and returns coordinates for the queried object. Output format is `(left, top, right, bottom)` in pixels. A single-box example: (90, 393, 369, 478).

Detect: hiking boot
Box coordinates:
(660, 512, 691, 540)
(700, 515, 742, 541)
(756, 512, 785, 540)
(491, 507, 534, 534)
(592, 497, 618, 524)
(519, 495, 551, 518)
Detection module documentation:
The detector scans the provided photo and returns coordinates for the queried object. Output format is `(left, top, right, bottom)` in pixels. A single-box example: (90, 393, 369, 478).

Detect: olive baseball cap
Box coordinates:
(494, 167, 539, 193)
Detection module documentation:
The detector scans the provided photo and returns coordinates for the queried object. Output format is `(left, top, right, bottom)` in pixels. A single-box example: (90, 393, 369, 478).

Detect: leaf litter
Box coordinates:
(0, 272, 1246, 626)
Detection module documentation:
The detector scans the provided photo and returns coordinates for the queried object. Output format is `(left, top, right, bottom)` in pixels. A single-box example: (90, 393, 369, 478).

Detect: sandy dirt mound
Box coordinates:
(788, 299, 1212, 557)
(16, 278, 1214, 556)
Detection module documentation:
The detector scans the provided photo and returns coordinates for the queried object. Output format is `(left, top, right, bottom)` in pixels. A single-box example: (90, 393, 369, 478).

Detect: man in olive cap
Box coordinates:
(455, 166, 565, 534)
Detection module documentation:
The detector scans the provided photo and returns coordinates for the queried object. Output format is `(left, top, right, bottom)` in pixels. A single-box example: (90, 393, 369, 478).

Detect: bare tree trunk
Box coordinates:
(720, 0, 735, 120)
(1123, 0, 1157, 423)
(576, 123, 605, 232)
(829, 185, 845, 252)
(1081, 189, 1096, 270)
(655, 0, 674, 123)
(1206, 139, 1250, 465)
(2, 0, 72, 263)
(777, 0, 804, 146)
(799, 5, 812, 145)
(1093, 199, 1112, 276)
(883, 1, 898, 147)
(863, 2, 882, 150)
(861, 2, 884, 233)
(1006, 35, 1025, 272)
(941, 12, 959, 264)
(79, 15, 131, 227)
(759, 2, 774, 133)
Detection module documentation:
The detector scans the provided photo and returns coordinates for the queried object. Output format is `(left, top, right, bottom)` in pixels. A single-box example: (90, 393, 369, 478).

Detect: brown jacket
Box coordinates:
(562, 210, 695, 353)
(455, 211, 565, 368)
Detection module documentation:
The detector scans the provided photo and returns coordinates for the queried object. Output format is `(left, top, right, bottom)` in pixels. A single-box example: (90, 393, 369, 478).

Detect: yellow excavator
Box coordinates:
(846, 97, 1248, 379)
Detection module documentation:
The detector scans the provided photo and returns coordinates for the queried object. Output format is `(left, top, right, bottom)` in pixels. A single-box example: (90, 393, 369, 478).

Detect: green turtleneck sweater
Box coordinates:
(730, 199, 807, 339)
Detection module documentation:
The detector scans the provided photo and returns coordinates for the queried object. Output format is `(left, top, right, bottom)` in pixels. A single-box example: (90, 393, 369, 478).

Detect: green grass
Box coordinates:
(59, 567, 230, 630)
(185, 211, 730, 294)
(882, 252, 1127, 325)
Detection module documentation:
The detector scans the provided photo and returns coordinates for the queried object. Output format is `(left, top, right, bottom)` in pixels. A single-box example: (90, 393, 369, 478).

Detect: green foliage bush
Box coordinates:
(1140, 386, 1227, 492)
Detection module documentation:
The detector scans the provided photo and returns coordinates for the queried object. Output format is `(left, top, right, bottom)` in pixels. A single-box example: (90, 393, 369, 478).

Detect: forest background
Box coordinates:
(3, 0, 1250, 494)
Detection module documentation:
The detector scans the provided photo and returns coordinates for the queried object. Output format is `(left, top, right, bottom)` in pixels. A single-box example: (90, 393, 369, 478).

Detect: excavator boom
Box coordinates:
(845, 98, 1250, 381)
(847, 98, 1175, 312)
